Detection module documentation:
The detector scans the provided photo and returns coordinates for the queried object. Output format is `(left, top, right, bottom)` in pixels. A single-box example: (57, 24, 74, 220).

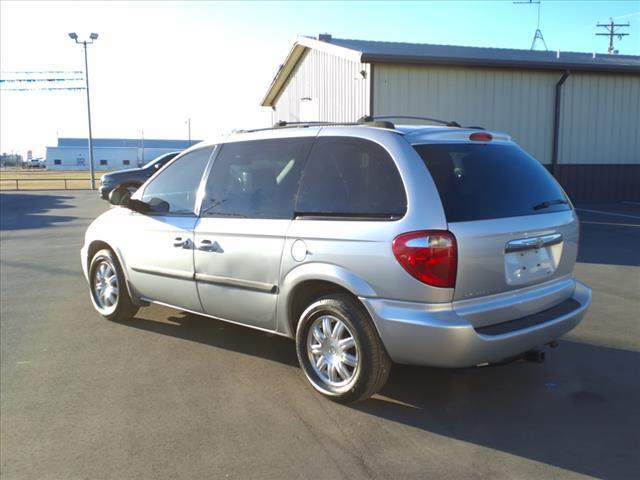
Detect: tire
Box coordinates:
(295, 294, 392, 403)
(89, 249, 139, 322)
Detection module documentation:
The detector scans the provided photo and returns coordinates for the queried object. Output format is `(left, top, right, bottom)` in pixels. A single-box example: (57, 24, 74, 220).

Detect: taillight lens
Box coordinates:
(392, 230, 457, 288)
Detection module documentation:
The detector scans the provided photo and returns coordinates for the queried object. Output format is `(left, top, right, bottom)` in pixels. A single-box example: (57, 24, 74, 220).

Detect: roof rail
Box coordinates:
(238, 118, 399, 134)
(273, 120, 359, 127)
(358, 115, 461, 128)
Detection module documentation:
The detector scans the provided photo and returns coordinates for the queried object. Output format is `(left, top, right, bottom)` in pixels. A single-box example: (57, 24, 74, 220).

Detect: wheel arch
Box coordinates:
(86, 240, 144, 306)
(277, 262, 378, 337)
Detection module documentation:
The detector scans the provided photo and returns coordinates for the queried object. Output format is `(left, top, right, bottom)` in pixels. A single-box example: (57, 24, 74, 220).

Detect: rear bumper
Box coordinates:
(360, 280, 591, 367)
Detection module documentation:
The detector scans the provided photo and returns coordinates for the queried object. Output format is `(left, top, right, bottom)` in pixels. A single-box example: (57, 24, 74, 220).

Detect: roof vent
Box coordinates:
(318, 33, 332, 42)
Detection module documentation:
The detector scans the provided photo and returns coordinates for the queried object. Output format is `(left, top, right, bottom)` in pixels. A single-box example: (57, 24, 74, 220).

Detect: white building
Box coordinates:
(261, 35, 640, 203)
(45, 138, 199, 171)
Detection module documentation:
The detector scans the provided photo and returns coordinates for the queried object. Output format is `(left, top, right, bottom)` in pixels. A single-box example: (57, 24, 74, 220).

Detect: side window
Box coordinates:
(141, 147, 213, 215)
(296, 137, 407, 218)
(201, 138, 313, 219)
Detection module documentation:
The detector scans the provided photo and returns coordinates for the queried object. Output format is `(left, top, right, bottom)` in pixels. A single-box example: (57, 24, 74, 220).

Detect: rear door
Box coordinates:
(414, 142, 579, 323)
(194, 137, 314, 330)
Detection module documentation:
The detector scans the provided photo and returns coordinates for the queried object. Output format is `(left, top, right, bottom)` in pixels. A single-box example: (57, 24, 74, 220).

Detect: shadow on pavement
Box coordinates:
(119, 309, 639, 479)
(0, 192, 76, 231)
(576, 204, 640, 266)
(355, 340, 640, 480)
(120, 310, 299, 368)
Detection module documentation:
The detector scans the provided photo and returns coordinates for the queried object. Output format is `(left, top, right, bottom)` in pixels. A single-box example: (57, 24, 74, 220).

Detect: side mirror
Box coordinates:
(108, 186, 151, 213)
(108, 186, 131, 206)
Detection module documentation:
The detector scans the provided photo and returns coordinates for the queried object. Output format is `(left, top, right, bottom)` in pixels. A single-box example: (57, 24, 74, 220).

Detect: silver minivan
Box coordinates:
(81, 120, 592, 403)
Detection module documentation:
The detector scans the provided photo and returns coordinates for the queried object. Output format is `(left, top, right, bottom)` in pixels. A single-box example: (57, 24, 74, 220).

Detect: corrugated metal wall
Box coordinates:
(272, 49, 370, 123)
(373, 64, 558, 164)
(558, 73, 640, 165)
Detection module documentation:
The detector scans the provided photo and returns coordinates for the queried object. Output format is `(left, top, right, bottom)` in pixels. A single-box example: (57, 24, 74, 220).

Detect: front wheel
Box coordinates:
(295, 294, 391, 403)
(89, 249, 139, 322)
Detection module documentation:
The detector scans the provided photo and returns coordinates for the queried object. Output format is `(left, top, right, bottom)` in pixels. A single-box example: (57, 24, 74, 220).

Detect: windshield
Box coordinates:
(414, 143, 571, 222)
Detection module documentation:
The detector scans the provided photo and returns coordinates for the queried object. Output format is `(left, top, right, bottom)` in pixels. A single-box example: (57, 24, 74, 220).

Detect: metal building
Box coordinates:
(45, 138, 199, 171)
(261, 35, 640, 202)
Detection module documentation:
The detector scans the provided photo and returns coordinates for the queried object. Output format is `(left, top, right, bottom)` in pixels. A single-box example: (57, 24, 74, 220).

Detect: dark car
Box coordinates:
(99, 152, 180, 199)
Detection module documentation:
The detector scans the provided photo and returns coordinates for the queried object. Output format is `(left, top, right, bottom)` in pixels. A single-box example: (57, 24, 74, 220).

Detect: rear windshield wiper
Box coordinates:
(533, 199, 569, 211)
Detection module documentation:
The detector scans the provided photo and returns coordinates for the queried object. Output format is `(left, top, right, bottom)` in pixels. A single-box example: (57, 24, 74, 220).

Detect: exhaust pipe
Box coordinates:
(524, 349, 546, 363)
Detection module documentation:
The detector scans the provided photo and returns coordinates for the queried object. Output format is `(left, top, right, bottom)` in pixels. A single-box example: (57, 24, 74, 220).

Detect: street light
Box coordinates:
(69, 32, 98, 190)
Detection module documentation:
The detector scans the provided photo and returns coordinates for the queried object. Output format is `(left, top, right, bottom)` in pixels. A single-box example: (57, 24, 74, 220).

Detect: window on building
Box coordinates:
(296, 137, 407, 218)
(123, 159, 130, 166)
(141, 146, 214, 215)
(54, 159, 62, 165)
(201, 138, 313, 219)
(100, 159, 108, 166)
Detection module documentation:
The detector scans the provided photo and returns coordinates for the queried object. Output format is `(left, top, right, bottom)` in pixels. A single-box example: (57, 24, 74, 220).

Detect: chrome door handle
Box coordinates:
(505, 233, 562, 253)
(198, 239, 222, 252)
(173, 237, 193, 248)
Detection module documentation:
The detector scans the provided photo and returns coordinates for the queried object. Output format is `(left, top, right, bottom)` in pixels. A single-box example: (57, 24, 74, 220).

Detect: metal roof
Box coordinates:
(56, 138, 200, 149)
(261, 35, 640, 106)
(327, 37, 640, 73)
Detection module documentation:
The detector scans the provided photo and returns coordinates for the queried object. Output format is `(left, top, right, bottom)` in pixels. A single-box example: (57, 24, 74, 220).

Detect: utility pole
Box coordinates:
(69, 32, 99, 190)
(596, 18, 630, 54)
(140, 129, 145, 166)
(514, 0, 548, 51)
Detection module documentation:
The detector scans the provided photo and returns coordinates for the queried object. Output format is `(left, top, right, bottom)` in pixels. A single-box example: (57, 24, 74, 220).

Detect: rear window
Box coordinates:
(414, 143, 570, 222)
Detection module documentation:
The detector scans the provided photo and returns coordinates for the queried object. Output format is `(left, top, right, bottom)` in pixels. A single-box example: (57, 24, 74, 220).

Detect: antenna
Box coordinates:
(514, 0, 548, 51)
(596, 18, 630, 54)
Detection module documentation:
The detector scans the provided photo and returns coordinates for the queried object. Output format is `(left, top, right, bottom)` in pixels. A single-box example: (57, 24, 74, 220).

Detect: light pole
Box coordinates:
(69, 32, 98, 190)
(140, 129, 145, 166)
(186, 118, 191, 146)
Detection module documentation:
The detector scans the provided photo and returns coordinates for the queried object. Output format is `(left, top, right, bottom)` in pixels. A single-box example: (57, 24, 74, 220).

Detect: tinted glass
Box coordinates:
(414, 143, 570, 222)
(201, 138, 313, 219)
(141, 147, 212, 215)
(296, 137, 406, 218)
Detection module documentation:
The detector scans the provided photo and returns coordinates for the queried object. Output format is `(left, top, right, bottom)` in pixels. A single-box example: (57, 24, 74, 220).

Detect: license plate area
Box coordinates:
(505, 246, 561, 286)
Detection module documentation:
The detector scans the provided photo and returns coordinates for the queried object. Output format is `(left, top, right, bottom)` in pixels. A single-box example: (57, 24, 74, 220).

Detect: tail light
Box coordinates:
(469, 132, 492, 141)
(392, 230, 457, 288)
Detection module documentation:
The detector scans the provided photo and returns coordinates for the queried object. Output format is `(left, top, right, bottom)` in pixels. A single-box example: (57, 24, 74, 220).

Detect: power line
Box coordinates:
(0, 70, 82, 74)
(0, 87, 86, 91)
(0, 78, 84, 83)
(596, 18, 630, 54)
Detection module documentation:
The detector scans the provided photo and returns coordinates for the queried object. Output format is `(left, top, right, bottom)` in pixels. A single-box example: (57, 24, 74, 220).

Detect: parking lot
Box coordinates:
(1, 191, 638, 479)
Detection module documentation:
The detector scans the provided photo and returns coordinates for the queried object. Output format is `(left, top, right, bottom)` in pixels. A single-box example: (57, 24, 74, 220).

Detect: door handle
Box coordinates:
(173, 237, 193, 248)
(198, 239, 222, 252)
(505, 233, 562, 253)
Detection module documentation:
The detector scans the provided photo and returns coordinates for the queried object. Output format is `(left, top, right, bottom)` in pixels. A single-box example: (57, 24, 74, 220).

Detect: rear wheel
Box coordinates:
(295, 294, 391, 403)
(89, 249, 139, 322)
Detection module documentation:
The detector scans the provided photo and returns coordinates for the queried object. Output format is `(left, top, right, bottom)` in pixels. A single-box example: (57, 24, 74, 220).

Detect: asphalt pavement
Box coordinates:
(1, 191, 639, 479)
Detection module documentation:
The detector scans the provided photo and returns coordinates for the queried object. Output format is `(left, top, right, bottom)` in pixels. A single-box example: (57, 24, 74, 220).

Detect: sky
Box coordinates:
(1, 0, 639, 158)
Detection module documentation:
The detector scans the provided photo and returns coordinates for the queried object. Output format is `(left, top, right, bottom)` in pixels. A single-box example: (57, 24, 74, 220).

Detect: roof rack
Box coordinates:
(358, 115, 462, 128)
(238, 118, 396, 133)
(237, 115, 471, 134)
